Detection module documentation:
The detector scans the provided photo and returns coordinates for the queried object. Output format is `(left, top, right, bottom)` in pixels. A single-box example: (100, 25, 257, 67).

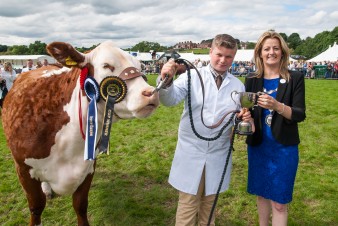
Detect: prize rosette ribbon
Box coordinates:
(84, 77, 100, 160)
(98, 76, 127, 155)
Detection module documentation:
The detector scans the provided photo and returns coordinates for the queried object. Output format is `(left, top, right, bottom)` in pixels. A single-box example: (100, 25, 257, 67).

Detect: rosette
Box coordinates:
(83, 77, 100, 160)
(99, 76, 127, 103)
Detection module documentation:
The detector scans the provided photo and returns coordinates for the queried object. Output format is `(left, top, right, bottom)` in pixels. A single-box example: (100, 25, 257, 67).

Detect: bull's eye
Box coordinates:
(142, 75, 148, 82)
(103, 63, 115, 72)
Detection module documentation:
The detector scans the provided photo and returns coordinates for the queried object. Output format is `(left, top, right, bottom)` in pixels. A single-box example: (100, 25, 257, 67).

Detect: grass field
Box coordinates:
(0, 75, 337, 225)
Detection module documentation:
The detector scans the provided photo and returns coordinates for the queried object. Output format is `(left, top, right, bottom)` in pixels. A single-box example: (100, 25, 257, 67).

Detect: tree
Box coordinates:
(130, 41, 167, 52)
(76, 44, 98, 53)
(293, 26, 338, 59)
(288, 33, 302, 51)
(8, 45, 29, 55)
(331, 26, 338, 40)
(0, 45, 8, 52)
(28, 41, 47, 55)
(246, 42, 256, 49)
(279, 33, 288, 42)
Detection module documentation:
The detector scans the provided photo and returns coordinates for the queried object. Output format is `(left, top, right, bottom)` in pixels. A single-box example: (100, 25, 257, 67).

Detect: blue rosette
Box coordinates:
(83, 77, 100, 160)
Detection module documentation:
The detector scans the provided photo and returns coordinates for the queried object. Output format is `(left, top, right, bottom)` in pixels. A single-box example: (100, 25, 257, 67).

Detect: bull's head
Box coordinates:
(47, 40, 160, 119)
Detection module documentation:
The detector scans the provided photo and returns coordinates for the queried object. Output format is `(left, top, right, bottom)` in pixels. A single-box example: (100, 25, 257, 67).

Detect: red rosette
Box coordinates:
(80, 67, 88, 90)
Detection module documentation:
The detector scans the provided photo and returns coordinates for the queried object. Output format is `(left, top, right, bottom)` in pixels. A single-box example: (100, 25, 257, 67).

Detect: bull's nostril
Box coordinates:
(142, 90, 153, 97)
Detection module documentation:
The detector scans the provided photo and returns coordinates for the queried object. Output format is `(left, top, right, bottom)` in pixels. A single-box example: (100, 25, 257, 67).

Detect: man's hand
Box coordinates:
(160, 59, 177, 81)
(237, 108, 255, 133)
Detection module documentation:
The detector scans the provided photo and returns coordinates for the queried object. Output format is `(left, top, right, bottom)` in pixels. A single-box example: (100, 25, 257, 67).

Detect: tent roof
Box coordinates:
(179, 50, 255, 62)
(307, 42, 338, 62)
(0, 55, 55, 61)
(129, 49, 257, 63)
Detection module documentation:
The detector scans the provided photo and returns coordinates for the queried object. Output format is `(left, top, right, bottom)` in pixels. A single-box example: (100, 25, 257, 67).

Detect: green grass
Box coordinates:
(178, 48, 210, 54)
(0, 76, 337, 225)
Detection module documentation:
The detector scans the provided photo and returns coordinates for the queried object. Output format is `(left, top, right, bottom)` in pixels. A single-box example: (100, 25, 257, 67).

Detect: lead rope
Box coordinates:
(207, 119, 239, 226)
(178, 59, 238, 141)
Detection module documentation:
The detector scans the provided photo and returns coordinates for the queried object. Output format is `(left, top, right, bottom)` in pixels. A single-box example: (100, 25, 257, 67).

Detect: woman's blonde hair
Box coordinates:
(253, 30, 290, 80)
(3, 62, 12, 71)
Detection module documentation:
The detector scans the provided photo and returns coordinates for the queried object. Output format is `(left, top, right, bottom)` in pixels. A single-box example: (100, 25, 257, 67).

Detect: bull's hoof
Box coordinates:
(41, 182, 53, 199)
(45, 192, 53, 200)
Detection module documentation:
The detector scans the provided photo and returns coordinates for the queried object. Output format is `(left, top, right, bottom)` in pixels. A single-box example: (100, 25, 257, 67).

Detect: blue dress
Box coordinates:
(247, 78, 299, 204)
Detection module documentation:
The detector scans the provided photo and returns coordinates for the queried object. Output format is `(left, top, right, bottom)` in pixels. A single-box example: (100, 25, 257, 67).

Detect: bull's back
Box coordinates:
(2, 66, 80, 161)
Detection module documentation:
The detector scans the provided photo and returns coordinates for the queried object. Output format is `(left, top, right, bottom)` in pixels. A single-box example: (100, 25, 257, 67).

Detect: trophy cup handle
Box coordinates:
(252, 91, 264, 108)
(231, 91, 239, 104)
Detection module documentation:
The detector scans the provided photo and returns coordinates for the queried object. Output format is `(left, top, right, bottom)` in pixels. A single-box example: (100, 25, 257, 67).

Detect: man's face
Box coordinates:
(27, 61, 33, 68)
(209, 46, 237, 74)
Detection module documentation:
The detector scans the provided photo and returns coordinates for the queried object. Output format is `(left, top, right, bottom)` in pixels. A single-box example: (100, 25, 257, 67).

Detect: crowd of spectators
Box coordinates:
(140, 58, 338, 79)
(0, 59, 49, 106)
(288, 60, 338, 79)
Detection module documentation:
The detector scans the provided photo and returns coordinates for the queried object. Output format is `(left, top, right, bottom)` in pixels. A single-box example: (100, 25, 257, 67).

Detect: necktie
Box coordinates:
(215, 75, 222, 89)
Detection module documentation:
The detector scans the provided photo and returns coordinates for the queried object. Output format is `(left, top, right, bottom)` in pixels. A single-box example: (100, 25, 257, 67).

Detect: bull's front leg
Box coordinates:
(72, 172, 95, 226)
(15, 164, 46, 226)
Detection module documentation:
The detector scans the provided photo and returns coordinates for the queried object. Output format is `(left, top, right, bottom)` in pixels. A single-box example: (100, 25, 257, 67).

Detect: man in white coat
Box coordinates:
(159, 34, 254, 225)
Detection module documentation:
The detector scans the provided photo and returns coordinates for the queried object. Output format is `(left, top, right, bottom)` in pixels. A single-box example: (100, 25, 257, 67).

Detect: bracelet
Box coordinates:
(277, 103, 285, 114)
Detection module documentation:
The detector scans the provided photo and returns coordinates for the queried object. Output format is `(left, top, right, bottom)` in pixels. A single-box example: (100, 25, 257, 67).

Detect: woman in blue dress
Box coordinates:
(244, 31, 306, 226)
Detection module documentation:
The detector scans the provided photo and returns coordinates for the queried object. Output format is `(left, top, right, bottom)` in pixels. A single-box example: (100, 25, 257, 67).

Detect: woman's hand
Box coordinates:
(258, 94, 279, 111)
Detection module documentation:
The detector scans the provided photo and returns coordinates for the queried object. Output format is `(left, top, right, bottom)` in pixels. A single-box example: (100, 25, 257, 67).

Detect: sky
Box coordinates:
(0, 0, 337, 49)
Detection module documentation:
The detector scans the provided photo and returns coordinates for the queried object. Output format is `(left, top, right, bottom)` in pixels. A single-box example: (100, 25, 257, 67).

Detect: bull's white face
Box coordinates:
(87, 40, 159, 119)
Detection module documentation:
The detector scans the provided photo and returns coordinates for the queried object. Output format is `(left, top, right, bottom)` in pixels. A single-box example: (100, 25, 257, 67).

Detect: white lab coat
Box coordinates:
(159, 65, 245, 195)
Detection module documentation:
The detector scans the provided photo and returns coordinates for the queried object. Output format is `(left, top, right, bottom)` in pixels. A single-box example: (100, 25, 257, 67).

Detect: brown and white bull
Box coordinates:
(2, 41, 159, 226)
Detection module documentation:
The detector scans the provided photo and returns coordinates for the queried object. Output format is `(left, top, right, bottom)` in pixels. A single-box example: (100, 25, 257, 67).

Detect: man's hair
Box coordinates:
(212, 34, 237, 50)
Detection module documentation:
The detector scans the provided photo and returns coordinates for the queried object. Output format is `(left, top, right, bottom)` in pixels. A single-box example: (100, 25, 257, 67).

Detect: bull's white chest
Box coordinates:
(24, 86, 98, 195)
(25, 149, 94, 195)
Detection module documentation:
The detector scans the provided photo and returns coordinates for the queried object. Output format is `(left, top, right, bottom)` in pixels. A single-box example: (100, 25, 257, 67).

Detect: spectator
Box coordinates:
(196, 58, 203, 68)
(43, 59, 49, 67)
(0, 61, 3, 73)
(36, 61, 43, 69)
(333, 59, 338, 78)
(306, 62, 314, 78)
(21, 59, 35, 73)
(325, 61, 333, 79)
(1, 62, 17, 91)
(0, 62, 17, 108)
(302, 61, 307, 76)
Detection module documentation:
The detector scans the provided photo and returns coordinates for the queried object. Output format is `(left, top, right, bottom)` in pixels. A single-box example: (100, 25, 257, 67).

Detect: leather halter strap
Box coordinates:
(118, 67, 143, 81)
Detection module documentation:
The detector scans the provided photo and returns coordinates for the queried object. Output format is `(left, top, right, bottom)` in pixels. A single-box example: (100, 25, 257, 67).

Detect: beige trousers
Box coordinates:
(175, 168, 216, 226)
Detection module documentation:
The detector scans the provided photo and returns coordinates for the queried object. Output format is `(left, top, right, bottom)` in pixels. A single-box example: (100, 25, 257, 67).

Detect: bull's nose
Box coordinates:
(142, 89, 156, 97)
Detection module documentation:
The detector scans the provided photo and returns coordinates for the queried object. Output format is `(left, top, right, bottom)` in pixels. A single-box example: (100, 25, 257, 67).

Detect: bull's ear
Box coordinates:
(47, 42, 85, 68)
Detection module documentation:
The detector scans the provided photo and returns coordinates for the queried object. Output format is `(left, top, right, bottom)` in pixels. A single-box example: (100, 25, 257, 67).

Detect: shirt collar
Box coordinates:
(209, 64, 227, 79)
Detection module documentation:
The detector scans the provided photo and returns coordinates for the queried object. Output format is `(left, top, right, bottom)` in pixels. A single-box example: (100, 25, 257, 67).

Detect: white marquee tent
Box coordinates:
(178, 49, 255, 63)
(130, 49, 257, 63)
(307, 42, 338, 62)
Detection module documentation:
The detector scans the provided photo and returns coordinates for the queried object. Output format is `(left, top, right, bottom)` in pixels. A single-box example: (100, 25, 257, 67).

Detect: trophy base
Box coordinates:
(236, 121, 253, 136)
(235, 130, 254, 136)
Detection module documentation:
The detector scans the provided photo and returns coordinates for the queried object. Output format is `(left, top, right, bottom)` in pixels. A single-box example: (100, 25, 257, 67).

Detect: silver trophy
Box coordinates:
(231, 91, 262, 135)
